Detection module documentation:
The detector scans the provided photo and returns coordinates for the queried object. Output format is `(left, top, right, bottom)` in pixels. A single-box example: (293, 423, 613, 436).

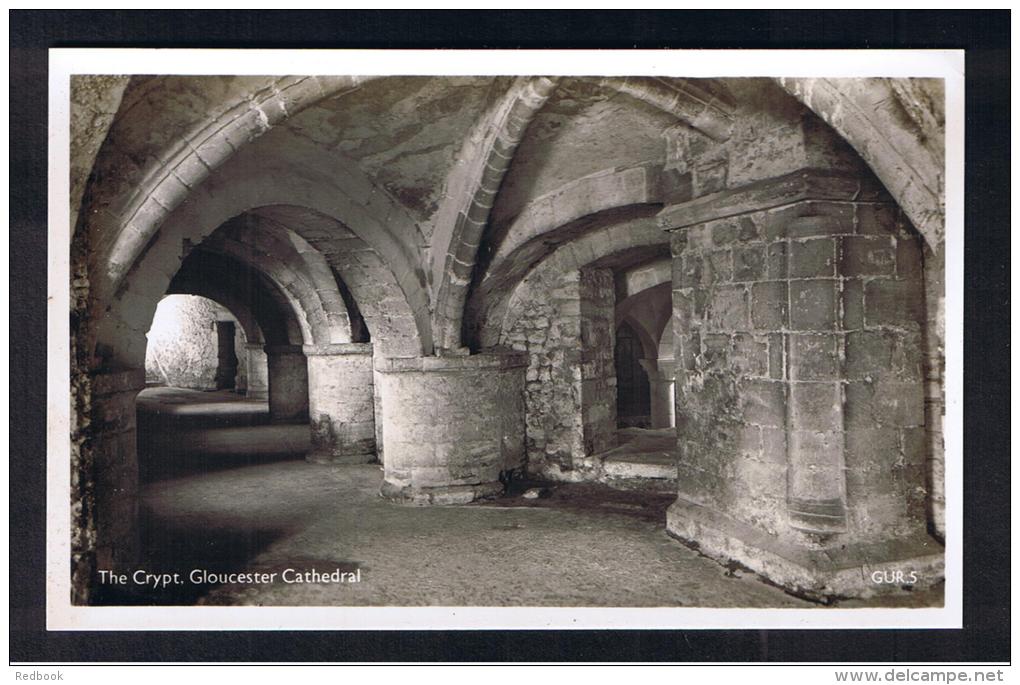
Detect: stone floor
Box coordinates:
(137, 461, 811, 607)
(124, 387, 943, 608)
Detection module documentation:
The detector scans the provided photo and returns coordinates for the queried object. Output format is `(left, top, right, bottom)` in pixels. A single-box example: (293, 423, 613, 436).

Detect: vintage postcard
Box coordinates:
(47, 48, 964, 630)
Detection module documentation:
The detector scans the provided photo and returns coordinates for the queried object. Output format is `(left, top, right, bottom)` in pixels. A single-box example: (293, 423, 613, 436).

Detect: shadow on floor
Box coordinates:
(137, 386, 310, 482)
(137, 386, 271, 429)
(92, 505, 291, 606)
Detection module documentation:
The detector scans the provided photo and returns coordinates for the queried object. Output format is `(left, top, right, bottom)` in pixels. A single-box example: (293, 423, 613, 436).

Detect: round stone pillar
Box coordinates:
(304, 343, 376, 464)
(375, 351, 527, 505)
(265, 345, 308, 423)
(244, 342, 269, 400)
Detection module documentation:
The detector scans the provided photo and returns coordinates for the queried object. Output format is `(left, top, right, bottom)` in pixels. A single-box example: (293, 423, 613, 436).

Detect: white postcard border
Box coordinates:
(45, 48, 965, 631)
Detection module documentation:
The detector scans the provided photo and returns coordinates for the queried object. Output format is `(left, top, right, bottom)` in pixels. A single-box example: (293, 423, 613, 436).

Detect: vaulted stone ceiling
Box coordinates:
(76, 73, 944, 366)
(282, 76, 502, 226)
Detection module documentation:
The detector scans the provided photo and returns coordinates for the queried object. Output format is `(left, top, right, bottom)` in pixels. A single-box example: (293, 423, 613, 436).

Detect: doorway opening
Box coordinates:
(138, 293, 308, 484)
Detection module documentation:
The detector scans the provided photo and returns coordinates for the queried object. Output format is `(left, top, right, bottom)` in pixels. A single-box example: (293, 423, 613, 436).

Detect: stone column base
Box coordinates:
(666, 497, 945, 601)
(305, 447, 375, 465)
(380, 479, 504, 506)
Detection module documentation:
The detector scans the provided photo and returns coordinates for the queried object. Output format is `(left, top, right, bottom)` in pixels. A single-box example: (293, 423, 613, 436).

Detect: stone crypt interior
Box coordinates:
(71, 75, 946, 607)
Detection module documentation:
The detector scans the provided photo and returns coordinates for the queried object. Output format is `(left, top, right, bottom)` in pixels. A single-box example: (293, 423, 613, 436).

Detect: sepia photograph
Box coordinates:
(50, 52, 960, 627)
(9, 7, 1012, 673)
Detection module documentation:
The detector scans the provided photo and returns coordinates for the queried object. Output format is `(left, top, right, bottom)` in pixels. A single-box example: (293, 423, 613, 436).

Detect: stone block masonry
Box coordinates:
(265, 345, 309, 423)
(502, 266, 618, 480)
(90, 369, 147, 570)
(579, 269, 618, 457)
(144, 294, 249, 391)
(502, 269, 579, 477)
(304, 343, 376, 464)
(663, 170, 942, 599)
(375, 351, 527, 504)
(244, 343, 269, 400)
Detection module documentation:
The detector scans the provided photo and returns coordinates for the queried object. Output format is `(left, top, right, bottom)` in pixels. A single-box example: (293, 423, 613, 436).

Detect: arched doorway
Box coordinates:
(136, 284, 309, 484)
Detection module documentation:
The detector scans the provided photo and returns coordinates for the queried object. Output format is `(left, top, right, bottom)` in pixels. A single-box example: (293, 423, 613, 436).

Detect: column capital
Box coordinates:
(302, 342, 373, 357)
(263, 344, 305, 356)
(656, 168, 891, 232)
(375, 350, 527, 374)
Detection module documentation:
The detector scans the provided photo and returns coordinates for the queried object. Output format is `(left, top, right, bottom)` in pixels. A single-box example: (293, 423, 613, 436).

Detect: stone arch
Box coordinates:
(250, 205, 424, 358)
(165, 271, 264, 346)
(614, 281, 673, 340)
(593, 76, 736, 142)
(614, 258, 674, 371)
(777, 77, 944, 250)
(142, 293, 251, 392)
(617, 313, 659, 364)
(83, 75, 382, 304)
(165, 247, 309, 419)
(93, 137, 427, 370)
(96, 209, 348, 371)
(483, 165, 665, 282)
(149, 287, 268, 399)
(614, 274, 675, 432)
(430, 76, 559, 351)
(657, 315, 674, 362)
(167, 248, 299, 347)
(200, 213, 352, 345)
(434, 77, 736, 352)
(471, 207, 665, 349)
(491, 216, 669, 348)
(495, 216, 670, 478)
(463, 168, 666, 349)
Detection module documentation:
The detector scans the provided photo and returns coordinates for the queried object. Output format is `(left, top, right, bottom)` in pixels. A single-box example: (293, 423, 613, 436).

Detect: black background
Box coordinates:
(10, 10, 1010, 663)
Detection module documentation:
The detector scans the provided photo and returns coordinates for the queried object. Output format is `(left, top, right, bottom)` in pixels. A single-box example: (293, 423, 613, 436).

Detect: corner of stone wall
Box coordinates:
(661, 167, 944, 599)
